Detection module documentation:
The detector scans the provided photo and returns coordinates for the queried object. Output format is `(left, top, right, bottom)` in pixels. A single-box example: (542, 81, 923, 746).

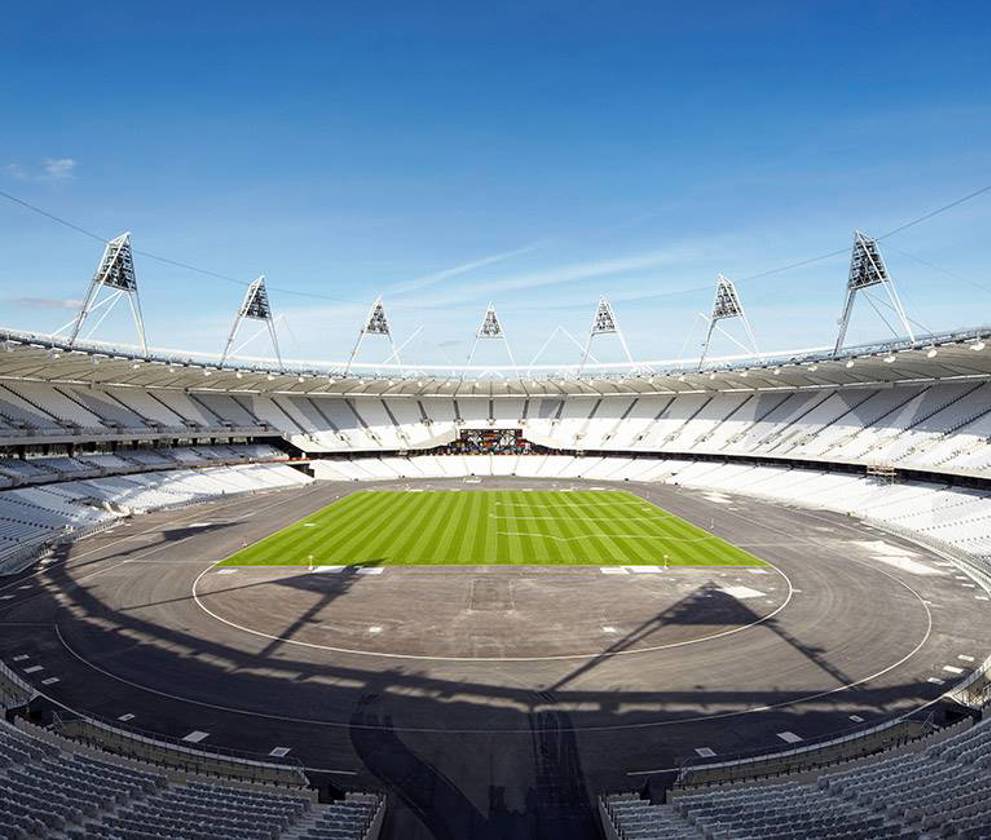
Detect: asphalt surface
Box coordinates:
(1, 477, 989, 840)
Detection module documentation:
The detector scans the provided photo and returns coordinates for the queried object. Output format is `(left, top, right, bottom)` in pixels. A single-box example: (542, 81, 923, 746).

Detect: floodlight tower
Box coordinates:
(467, 303, 515, 366)
(221, 276, 281, 367)
(579, 297, 632, 372)
(698, 274, 759, 370)
(834, 231, 915, 353)
(67, 232, 147, 352)
(346, 296, 398, 373)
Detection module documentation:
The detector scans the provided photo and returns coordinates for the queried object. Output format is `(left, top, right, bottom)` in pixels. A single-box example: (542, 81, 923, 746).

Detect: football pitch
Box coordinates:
(220, 489, 766, 567)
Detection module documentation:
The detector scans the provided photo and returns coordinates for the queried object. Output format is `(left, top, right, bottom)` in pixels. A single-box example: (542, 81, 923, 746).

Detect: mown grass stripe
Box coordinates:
(219, 489, 766, 567)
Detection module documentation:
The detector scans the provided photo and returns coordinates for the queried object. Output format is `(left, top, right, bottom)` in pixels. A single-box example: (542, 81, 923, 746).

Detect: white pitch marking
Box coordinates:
(118, 713, 135, 722)
(961, 583, 977, 589)
(694, 747, 717, 758)
(23, 665, 43, 674)
(368, 626, 383, 634)
(357, 567, 384, 575)
(186, 522, 213, 528)
(976, 596, 990, 602)
(927, 677, 945, 685)
(41, 677, 59, 685)
(747, 569, 769, 575)
(849, 714, 865, 723)
(182, 731, 210, 744)
(313, 566, 345, 574)
(943, 665, 965, 675)
(959, 655, 976, 662)
(602, 626, 618, 634)
(600, 567, 627, 575)
(777, 731, 803, 744)
(216, 569, 238, 575)
(719, 585, 765, 600)
(269, 747, 292, 758)
(954, 575, 968, 580)
(628, 566, 661, 574)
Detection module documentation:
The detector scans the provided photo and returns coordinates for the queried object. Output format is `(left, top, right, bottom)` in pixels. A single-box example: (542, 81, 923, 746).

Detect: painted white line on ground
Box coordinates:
(961, 583, 977, 588)
(849, 715, 865, 723)
(977, 596, 990, 602)
(118, 714, 135, 722)
(694, 747, 717, 758)
(41, 677, 59, 685)
(747, 569, 769, 575)
(928, 677, 945, 685)
(182, 731, 210, 744)
(719, 585, 765, 600)
(628, 566, 661, 574)
(0, 595, 14, 601)
(17, 585, 31, 590)
(777, 731, 803, 744)
(12, 654, 29, 662)
(269, 747, 292, 758)
(872, 554, 942, 575)
(959, 655, 976, 662)
(23, 665, 43, 674)
(367, 626, 383, 634)
(313, 566, 345, 574)
(303, 523, 316, 527)
(601, 626, 617, 634)
(356, 567, 384, 575)
(943, 665, 966, 675)
(600, 567, 627, 575)
(216, 569, 238, 575)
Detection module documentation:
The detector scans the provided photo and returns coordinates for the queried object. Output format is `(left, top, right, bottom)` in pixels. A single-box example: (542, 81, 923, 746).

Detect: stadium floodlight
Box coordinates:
(346, 296, 399, 374)
(834, 231, 915, 354)
(220, 276, 282, 368)
(698, 274, 759, 371)
(580, 297, 632, 373)
(64, 233, 147, 353)
(467, 303, 516, 367)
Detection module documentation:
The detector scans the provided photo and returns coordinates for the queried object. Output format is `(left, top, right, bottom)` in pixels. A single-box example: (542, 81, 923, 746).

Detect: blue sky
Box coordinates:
(1, 1, 990, 365)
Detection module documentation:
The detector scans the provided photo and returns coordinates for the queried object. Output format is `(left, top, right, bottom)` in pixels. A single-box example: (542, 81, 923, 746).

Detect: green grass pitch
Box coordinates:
(220, 489, 766, 568)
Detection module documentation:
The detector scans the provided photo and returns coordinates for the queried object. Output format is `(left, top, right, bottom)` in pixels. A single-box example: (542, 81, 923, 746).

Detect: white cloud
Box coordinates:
(2, 158, 78, 182)
(3, 163, 28, 180)
(42, 158, 76, 180)
(7, 297, 83, 310)
(385, 243, 542, 297)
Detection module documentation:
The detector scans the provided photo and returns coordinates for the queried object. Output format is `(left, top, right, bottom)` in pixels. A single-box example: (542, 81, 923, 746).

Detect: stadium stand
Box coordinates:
(0, 717, 383, 840)
(600, 717, 991, 839)
(0, 444, 310, 573)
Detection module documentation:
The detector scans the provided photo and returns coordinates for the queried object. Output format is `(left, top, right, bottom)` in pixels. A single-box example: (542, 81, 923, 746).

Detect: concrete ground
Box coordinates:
(1, 476, 989, 840)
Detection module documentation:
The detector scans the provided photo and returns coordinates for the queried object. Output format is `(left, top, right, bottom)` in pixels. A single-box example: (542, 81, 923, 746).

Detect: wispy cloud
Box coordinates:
(7, 296, 83, 310)
(386, 243, 542, 298)
(3, 158, 78, 182)
(42, 158, 76, 180)
(416, 245, 705, 306)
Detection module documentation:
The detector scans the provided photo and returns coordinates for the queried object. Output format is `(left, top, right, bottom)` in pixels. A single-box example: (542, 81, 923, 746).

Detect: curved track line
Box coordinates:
(190, 561, 794, 662)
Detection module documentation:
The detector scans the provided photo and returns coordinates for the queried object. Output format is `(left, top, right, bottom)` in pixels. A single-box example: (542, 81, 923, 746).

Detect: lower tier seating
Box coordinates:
(602, 717, 991, 839)
(0, 718, 382, 840)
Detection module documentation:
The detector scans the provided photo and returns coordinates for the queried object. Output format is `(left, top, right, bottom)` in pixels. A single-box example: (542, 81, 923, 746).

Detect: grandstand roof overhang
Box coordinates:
(2, 325, 991, 398)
